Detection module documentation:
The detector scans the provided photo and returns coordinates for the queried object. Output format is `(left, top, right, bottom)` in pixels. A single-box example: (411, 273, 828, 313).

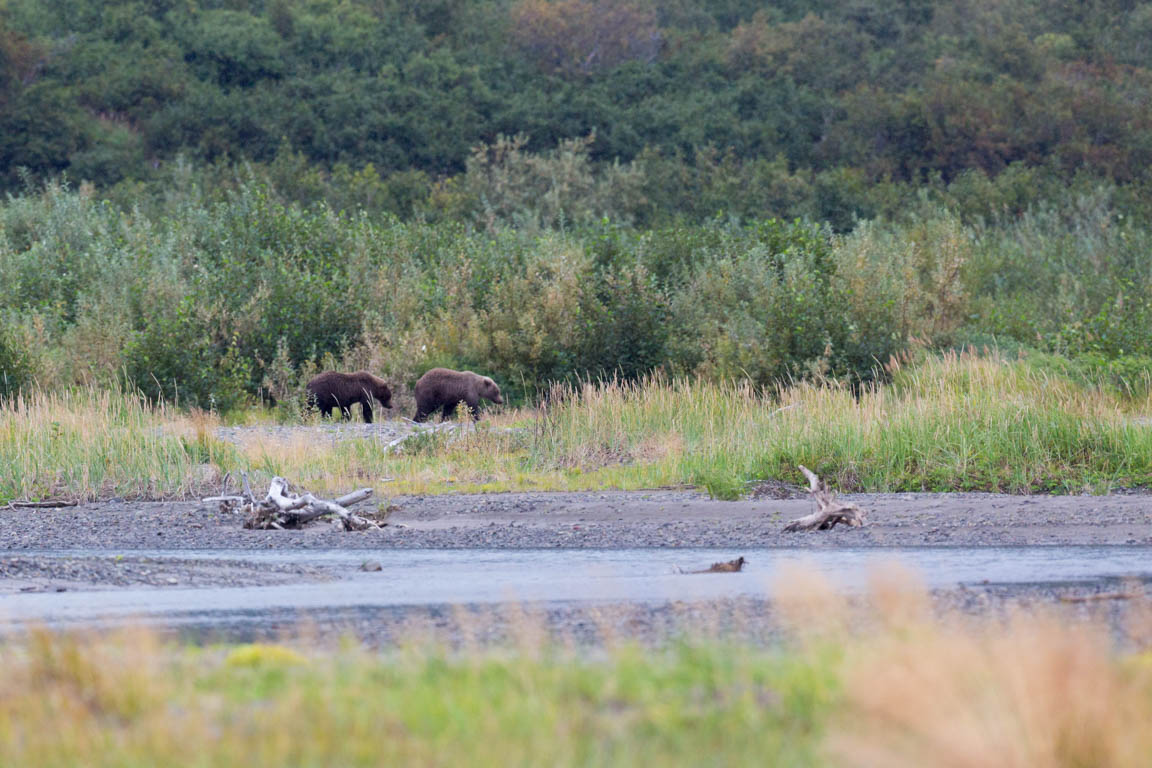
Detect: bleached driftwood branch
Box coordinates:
(384, 420, 461, 454)
(782, 465, 866, 532)
(206, 474, 379, 531)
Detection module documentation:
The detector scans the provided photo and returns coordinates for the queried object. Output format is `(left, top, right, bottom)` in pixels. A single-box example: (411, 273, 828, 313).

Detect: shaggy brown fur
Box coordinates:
(306, 371, 392, 423)
(687, 557, 747, 574)
(413, 368, 503, 422)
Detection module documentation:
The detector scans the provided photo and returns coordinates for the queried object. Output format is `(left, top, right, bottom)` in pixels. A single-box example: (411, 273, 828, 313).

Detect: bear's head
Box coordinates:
(372, 378, 393, 409)
(480, 376, 503, 404)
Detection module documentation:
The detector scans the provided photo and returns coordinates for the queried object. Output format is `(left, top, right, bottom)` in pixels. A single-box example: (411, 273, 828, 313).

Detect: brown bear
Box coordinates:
(306, 371, 392, 423)
(413, 368, 503, 422)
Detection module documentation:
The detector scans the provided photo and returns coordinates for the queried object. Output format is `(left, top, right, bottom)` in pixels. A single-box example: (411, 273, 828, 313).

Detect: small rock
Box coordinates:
(166, 577, 179, 585)
(360, 560, 383, 572)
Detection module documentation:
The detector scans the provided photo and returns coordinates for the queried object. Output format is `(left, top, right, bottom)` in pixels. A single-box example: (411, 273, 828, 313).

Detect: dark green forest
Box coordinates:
(4, 0, 1152, 224)
(1, 0, 1151, 409)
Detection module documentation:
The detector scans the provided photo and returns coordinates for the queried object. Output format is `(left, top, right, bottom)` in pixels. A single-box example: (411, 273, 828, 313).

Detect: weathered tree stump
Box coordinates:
(782, 465, 866, 532)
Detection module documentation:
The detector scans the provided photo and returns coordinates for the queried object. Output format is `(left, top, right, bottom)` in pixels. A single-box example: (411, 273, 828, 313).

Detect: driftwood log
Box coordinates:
(5, 500, 79, 509)
(382, 419, 462, 454)
(782, 465, 866, 532)
(205, 475, 379, 531)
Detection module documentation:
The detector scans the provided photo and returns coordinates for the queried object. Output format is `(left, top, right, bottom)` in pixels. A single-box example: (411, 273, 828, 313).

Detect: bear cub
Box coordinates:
(413, 368, 503, 422)
(306, 371, 392, 423)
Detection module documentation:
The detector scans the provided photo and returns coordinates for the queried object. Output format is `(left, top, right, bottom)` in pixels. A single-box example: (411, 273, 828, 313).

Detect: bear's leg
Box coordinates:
(319, 402, 334, 419)
(362, 400, 374, 424)
(340, 404, 353, 420)
(413, 400, 431, 422)
(466, 397, 481, 421)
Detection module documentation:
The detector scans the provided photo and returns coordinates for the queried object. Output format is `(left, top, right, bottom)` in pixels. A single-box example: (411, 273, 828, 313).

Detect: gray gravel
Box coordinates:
(0, 555, 333, 594)
(3, 489, 1151, 552)
(214, 421, 418, 446)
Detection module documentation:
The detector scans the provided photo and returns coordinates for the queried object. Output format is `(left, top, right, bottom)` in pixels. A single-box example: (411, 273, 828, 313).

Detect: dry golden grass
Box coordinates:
(833, 614, 1152, 767)
(769, 565, 1152, 768)
(0, 386, 230, 501)
(1, 353, 1149, 500)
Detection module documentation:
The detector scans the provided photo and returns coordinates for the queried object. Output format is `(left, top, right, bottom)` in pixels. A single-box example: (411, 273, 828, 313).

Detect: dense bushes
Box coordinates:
(1, 179, 1149, 410)
(5, 0, 1152, 229)
(0, 324, 33, 401)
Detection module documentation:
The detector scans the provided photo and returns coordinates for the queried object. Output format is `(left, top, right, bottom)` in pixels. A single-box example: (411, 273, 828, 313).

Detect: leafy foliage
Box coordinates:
(1, 177, 1149, 410)
(1, 0, 1151, 408)
(3, 0, 1152, 224)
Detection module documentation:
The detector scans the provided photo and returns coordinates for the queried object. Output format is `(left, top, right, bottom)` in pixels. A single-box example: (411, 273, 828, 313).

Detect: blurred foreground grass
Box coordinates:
(3, 566, 1151, 767)
(1, 352, 1149, 501)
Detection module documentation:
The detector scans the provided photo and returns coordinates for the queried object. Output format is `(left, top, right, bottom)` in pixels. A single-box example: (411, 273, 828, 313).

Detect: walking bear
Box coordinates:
(306, 371, 392, 423)
(413, 368, 503, 422)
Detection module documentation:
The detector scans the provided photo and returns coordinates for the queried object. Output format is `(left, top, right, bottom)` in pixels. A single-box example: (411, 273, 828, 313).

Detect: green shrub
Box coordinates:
(0, 324, 34, 401)
(2, 176, 1150, 414)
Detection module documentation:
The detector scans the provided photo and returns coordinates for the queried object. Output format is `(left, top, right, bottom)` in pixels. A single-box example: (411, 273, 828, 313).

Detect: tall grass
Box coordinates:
(529, 351, 1152, 495)
(1, 568, 1150, 767)
(0, 355, 1147, 501)
(0, 385, 234, 501)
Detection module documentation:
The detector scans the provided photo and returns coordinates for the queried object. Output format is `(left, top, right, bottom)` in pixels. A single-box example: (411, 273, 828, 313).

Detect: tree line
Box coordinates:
(3, 0, 1152, 226)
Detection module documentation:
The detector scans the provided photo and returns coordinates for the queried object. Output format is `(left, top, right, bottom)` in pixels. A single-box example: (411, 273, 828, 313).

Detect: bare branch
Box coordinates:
(334, 488, 373, 507)
(240, 471, 257, 506)
(207, 476, 382, 532)
(798, 464, 822, 494)
(782, 466, 866, 532)
(383, 421, 459, 453)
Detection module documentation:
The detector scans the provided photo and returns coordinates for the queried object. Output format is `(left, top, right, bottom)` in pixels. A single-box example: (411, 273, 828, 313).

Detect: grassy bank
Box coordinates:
(2, 570, 1150, 767)
(1, 354, 1149, 502)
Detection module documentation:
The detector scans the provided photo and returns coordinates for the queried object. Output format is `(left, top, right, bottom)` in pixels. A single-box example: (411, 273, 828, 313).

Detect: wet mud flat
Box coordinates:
(0, 555, 334, 594)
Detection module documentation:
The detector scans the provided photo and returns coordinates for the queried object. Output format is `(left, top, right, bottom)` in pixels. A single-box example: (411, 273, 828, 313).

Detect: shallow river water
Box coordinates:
(2, 545, 1150, 631)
